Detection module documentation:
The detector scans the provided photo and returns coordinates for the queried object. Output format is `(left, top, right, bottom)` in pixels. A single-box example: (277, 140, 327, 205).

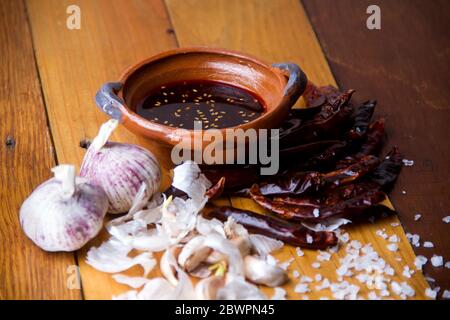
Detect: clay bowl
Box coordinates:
(95, 47, 307, 158)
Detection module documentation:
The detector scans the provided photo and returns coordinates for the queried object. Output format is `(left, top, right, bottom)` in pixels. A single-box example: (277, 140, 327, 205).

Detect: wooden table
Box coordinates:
(1, 0, 448, 299)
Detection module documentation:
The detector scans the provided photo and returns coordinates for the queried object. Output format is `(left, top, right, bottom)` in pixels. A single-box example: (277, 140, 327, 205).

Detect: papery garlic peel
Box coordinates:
(80, 120, 161, 213)
(20, 164, 108, 252)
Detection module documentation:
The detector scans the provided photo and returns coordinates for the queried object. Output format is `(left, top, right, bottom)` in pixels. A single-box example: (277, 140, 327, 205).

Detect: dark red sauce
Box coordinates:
(136, 80, 265, 129)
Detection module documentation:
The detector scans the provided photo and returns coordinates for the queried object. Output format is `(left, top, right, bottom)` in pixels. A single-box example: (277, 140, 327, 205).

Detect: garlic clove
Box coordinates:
(178, 235, 212, 272)
(80, 120, 161, 214)
(244, 255, 288, 287)
(195, 276, 225, 300)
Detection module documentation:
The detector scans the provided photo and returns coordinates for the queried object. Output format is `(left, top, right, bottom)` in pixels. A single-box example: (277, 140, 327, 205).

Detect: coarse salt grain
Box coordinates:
(306, 234, 313, 244)
(376, 229, 388, 239)
(431, 255, 444, 267)
(300, 275, 312, 283)
(312, 262, 321, 269)
(402, 190, 407, 195)
(442, 290, 450, 299)
(391, 222, 400, 227)
(445, 262, 450, 269)
(279, 258, 294, 270)
(443, 216, 450, 224)
(414, 214, 422, 221)
(402, 159, 414, 166)
(294, 283, 310, 294)
(314, 274, 322, 282)
(414, 255, 428, 270)
(312, 208, 320, 218)
(296, 247, 304, 257)
(402, 266, 414, 278)
(387, 243, 398, 252)
(317, 251, 331, 262)
(316, 278, 330, 291)
(425, 288, 437, 299)
(423, 241, 434, 248)
(389, 235, 399, 243)
(292, 270, 300, 278)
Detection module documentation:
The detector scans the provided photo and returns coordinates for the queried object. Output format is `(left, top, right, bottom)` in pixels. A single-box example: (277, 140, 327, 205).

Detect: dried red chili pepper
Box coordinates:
(202, 164, 259, 190)
(250, 183, 386, 222)
(204, 206, 338, 249)
(369, 146, 403, 187)
(278, 90, 355, 148)
(336, 119, 385, 168)
(256, 155, 379, 197)
(345, 100, 377, 140)
(205, 177, 226, 199)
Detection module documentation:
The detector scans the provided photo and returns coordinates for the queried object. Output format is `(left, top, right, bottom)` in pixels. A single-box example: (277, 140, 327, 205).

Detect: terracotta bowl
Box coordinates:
(95, 47, 307, 157)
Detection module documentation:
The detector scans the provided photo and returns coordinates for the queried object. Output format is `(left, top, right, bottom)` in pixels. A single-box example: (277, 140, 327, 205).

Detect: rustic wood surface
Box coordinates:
(0, 0, 80, 299)
(303, 0, 450, 290)
(0, 0, 446, 299)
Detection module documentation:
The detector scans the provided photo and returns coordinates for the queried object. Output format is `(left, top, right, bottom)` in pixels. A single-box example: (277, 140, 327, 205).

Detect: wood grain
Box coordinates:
(26, 0, 179, 299)
(303, 0, 450, 293)
(166, 0, 431, 299)
(0, 0, 80, 299)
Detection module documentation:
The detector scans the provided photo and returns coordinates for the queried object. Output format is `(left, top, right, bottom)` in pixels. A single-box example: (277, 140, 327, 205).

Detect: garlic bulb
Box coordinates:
(20, 165, 108, 252)
(80, 119, 161, 213)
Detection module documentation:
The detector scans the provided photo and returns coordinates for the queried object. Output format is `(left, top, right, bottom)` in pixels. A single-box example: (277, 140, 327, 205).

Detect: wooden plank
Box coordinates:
(26, 0, 181, 299)
(0, 0, 80, 299)
(303, 0, 450, 293)
(166, 0, 431, 299)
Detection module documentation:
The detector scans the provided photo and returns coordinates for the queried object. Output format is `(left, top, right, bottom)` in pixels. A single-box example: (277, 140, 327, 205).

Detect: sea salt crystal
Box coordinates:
(414, 214, 422, 221)
(423, 241, 434, 248)
(315, 274, 322, 282)
(402, 266, 414, 278)
(312, 208, 320, 218)
(431, 255, 444, 267)
(391, 222, 400, 227)
(292, 270, 300, 278)
(279, 258, 294, 270)
(402, 159, 414, 166)
(391, 281, 402, 295)
(389, 235, 399, 243)
(296, 247, 304, 257)
(376, 229, 388, 239)
(339, 232, 350, 243)
(316, 278, 330, 291)
(306, 234, 313, 244)
(414, 255, 428, 270)
(406, 233, 420, 247)
(312, 262, 321, 269)
(380, 290, 390, 297)
(317, 251, 331, 262)
(300, 275, 313, 283)
(445, 262, 450, 269)
(368, 291, 379, 300)
(443, 216, 450, 224)
(294, 283, 310, 294)
(425, 288, 437, 299)
(442, 290, 450, 299)
(401, 282, 415, 297)
(402, 190, 407, 195)
(387, 243, 398, 252)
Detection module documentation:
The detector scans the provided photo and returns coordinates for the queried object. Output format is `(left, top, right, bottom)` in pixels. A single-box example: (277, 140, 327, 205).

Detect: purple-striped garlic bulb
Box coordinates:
(80, 120, 161, 214)
(20, 165, 108, 252)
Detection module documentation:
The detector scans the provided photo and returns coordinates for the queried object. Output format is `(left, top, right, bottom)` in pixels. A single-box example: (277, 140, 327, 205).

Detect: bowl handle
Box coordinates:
(95, 82, 124, 121)
(272, 62, 308, 107)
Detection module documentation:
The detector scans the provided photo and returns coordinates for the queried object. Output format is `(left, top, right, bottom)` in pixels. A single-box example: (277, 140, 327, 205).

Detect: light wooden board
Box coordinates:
(26, 0, 180, 299)
(24, 0, 431, 299)
(166, 0, 431, 299)
(0, 0, 80, 299)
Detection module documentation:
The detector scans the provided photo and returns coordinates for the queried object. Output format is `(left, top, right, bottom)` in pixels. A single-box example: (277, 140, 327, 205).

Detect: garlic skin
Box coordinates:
(20, 165, 108, 252)
(80, 120, 161, 213)
(244, 256, 288, 287)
